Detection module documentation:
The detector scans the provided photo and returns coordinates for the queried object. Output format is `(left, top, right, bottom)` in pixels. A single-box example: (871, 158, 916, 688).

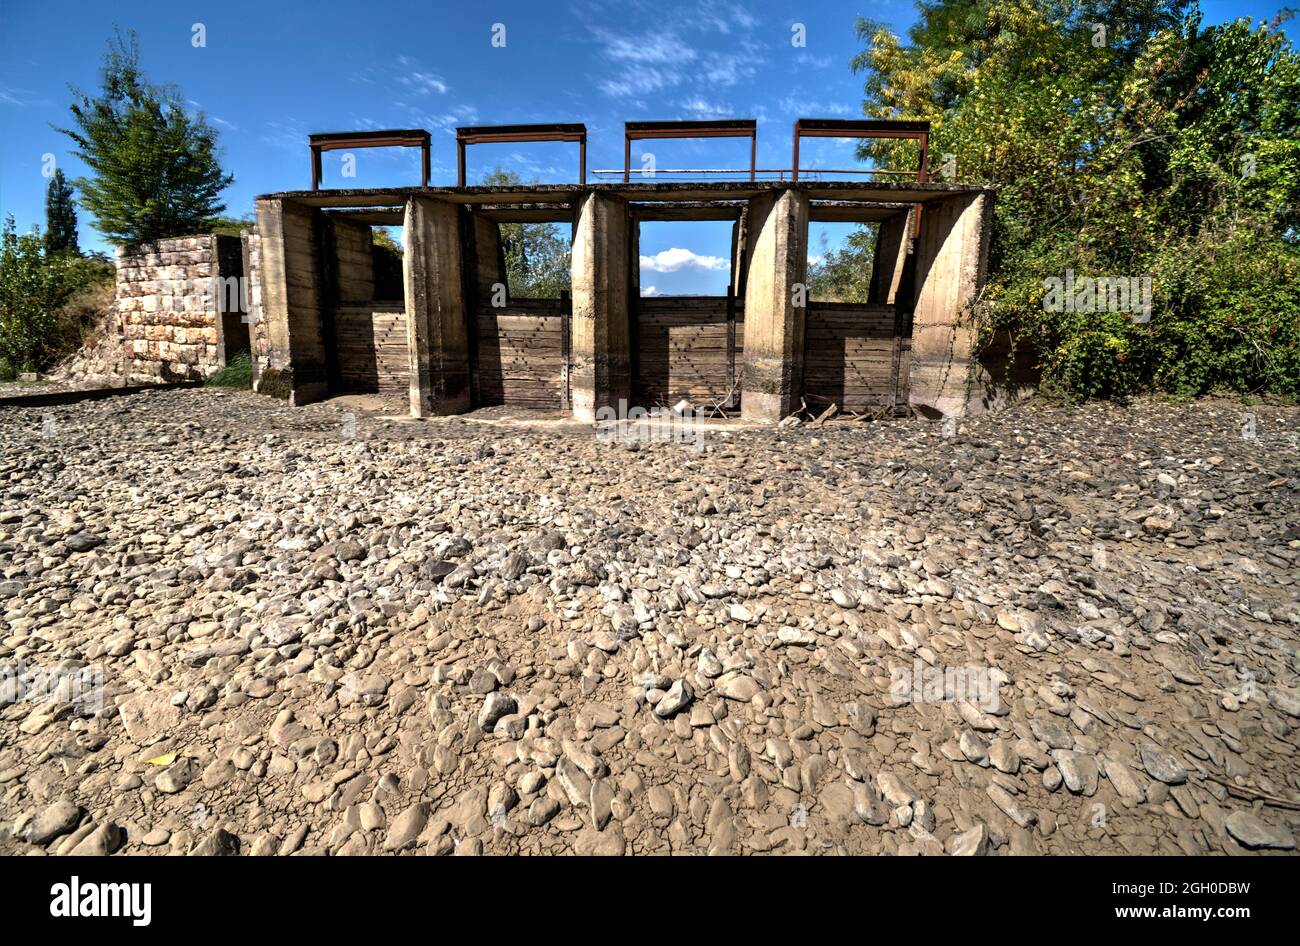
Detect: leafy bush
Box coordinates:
(0, 217, 115, 376)
(854, 2, 1300, 401)
(0, 216, 74, 374)
(807, 226, 877, 302)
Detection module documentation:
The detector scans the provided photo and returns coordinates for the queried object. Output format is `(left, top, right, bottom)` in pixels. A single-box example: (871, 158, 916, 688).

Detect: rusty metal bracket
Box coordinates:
(624, 120, 757, 183)
(793, 119, 930, 235)
(456, 123, 588, 186)
(309, 129, 431, 190)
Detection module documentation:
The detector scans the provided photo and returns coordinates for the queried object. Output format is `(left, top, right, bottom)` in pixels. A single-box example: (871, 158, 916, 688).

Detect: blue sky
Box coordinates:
(0, 0, 1289, 294)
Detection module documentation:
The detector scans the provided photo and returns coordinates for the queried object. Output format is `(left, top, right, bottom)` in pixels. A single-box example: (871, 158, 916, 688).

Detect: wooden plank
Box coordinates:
(474, 303, 564, 407)
(333, 307, 409, 396)
(802, 302, 910, 409)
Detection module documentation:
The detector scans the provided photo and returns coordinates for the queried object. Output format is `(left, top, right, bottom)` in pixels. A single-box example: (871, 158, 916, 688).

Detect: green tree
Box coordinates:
(807, 226, 877, 302)
(208, 214, 255, 237)
(371, 228, 405, 300)
(57, 29, 234, 247)
(852, 1, 1300, 400)
(0, 216, 74, 375)
(44, 169, 79, 256)
(481, 168, 572, 298)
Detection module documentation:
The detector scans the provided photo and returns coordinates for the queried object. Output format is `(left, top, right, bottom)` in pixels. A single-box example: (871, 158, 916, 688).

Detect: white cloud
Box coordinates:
(1, 86, 48, 108)
(590, 26, 759, 98)
(640, 248, 729, 273)
(690, 2, 759, 34)
(395, 57, 450, 95)
(677, 96, 733, 119)
(641, 285, 661, 296)
(405, 104, 480, 130)
(795, 53, 834, 69)
(779, 95, 853, 116)
(592, 28, 697, 66)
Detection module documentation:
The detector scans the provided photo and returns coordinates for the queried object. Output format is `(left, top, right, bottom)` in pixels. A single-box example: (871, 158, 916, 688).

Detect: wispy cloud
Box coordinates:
(261, 119, 309, 152)
(405, 104, 479, 131)
(677, 96, 733, 119)
(779, 95, 854, 117)
(641, 285, 661, 296)
(591, 23, 762, 98)
(641, 247, 729, 272)
(795, 52, 834, 69)
(688, 1, 758, 34)
(394, 57, 450, 95)
(0, 86, 47, 108)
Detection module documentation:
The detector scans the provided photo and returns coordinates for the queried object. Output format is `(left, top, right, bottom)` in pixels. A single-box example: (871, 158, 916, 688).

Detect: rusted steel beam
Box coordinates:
(455, 123, 588, 186)
(623, 119, 758, 183)
(630, 200, 745, 221)
(308, 129, 432, 190)
(792, 118, 930, 234)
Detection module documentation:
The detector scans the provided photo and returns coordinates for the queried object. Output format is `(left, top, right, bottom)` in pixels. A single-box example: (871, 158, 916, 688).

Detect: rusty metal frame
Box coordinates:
(456, 123, 587, 187)
(623, 120, 757, 183)
(791, 119, 929, 182)
(793, 119, 930, 234)
(309, 129, 431, 191)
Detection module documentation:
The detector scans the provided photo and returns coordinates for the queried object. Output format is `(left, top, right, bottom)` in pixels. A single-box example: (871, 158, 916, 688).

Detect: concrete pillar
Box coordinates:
(868, 209, 913, 306)
(570, 192, 631, 422)
(404, 196, 471, 417)
(471, 212, 506, 303)
(729, 210, 748, 298)
(254, 197, 328, 405)
(330, 217, 375, 304)
(740, 188, 809, 422)
(908, 191, 992, 418)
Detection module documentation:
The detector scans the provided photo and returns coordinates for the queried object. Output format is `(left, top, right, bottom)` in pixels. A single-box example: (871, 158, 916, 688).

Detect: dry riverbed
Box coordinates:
(1, 389, 1297, 855)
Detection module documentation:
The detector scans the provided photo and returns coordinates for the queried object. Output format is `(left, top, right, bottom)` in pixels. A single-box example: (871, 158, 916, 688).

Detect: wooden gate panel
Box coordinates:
(802, 303, 905, 410)
(334, 304, 408, 396)
(636, 296, 743, 407)
(475, 299, 566, 409)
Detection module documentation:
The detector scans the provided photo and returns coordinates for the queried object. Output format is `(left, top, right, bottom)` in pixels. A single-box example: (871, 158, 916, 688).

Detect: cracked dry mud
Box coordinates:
(1, 389, 1297, 856)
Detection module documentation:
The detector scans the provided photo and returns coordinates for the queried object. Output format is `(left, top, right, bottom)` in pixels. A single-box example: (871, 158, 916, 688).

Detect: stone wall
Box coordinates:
(241, 229, 270, 388)
(115, 235, 248, 383)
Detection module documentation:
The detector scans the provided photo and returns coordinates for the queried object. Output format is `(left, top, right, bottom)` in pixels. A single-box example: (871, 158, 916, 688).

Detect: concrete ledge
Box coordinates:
(0, 381, 205, 409)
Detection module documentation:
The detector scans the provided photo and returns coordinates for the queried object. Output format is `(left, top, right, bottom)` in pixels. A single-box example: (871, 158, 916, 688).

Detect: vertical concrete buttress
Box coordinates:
(869, 209, 914, 306)
(740, 188, 809, 422)
(570, 192, 631, 422)
(908, 191, 993, 418)
(404, 195, 472, 417)
(254, 197, 328, 405)
(471, 212, 506, 302)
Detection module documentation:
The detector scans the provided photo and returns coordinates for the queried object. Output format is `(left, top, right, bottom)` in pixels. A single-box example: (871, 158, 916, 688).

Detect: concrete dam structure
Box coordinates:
(247, 120, 995, 421)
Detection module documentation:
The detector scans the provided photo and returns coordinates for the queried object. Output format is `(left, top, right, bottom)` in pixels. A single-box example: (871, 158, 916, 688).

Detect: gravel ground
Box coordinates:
(1, 388, 1297, 856)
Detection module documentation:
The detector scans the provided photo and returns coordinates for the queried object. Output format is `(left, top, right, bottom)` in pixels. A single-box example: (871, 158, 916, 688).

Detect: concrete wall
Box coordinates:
(404, 196, 471, 416)
(249, 184, 996, 422)
(115, 235, 246, 383)
(255, 197, 327, 404)
(241, 229, 267, 387)
(907, 192, 993, 418)
(869, 210, 913, 307)
(740, 189, 809, 422)
(471, 213, 506, 303)
(331, 218, 376, 304)
(570, 192, 631, 422)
